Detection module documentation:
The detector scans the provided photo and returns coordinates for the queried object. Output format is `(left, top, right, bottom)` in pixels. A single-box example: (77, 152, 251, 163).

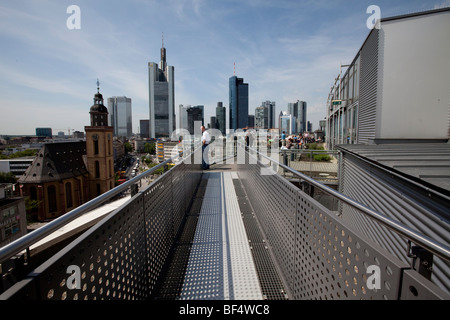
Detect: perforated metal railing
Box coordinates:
(237, 143, 450, 300)
(1, 140, 449, 300)
(0, 146, 203, 300)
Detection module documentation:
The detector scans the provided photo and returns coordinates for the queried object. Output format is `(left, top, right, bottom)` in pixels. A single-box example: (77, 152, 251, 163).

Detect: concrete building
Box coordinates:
(215, 102, 226, 136)
(0, 184, 26, 248)
(0, 159, 34, 178)
(255, 105, 267, 129)
(255, 101, 276, 130)
(261, 101, 276, 129)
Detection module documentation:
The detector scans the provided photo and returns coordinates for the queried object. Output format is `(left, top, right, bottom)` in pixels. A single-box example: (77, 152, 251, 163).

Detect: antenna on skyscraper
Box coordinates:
(234, 62, 236, 75)
(162, 32, 164, 48)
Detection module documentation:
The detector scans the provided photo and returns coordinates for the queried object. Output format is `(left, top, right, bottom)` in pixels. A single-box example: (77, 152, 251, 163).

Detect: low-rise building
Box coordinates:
(0, 184, 27, 248)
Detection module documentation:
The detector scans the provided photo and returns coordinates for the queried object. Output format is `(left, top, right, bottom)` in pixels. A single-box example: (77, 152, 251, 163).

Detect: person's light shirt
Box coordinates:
(202, 130, 211, 145)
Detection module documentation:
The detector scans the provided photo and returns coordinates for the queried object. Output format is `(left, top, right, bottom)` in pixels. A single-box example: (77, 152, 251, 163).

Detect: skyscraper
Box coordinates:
(255, 106, 268, 129)
(262, 101, 276, 129)
(140, 120, 150, 139)
(229, 76, 248, 130)
(148, 38, 175, 138)
(186, 106, 203, 135)
(216, 102, 226, 135)
(256, 101, 276, 129)
(108, 96, 132, 138)
(288, 100, 307, 134)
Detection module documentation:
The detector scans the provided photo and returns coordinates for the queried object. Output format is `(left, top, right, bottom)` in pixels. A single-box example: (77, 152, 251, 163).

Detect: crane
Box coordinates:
(54, 128, 75, 136)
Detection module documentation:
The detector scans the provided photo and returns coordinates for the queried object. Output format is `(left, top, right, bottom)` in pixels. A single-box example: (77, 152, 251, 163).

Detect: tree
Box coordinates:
(124, 142, 133, 154)
(0, 172, 17, 183)
(143, 142, 156, 155)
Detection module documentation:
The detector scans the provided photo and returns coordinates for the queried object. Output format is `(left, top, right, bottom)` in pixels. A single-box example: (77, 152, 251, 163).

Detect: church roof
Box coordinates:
(18, 141, 88, 184)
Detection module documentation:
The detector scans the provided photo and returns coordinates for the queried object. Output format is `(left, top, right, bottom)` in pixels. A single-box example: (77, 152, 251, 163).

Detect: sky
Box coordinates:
(0, 0, 449, 136)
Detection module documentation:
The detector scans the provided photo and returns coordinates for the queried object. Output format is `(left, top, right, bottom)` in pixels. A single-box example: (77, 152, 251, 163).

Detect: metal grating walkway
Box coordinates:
(155, 167, 288, 300)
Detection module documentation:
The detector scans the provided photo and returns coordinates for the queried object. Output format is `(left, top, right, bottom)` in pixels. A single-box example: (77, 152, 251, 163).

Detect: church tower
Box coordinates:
(85, 80, 115, 199)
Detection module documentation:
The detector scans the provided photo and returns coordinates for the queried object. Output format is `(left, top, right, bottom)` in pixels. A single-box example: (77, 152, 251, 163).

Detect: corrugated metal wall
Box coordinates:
(340, 152, 450, 293)
(358, 29, 379, 144)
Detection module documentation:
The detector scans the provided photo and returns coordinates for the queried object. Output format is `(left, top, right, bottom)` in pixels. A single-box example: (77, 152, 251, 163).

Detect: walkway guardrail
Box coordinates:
(238, 142, 450, 299)
(278, 148, 340, 184)
(1, 139, 449, 300)
(0, 145, 202, 299)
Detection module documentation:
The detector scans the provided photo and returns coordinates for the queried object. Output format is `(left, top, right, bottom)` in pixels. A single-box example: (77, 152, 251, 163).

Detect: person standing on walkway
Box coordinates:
(201, 125, 211, 170)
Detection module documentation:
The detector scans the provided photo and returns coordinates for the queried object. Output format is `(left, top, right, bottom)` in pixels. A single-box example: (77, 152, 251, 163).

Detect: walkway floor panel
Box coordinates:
(179, 172, 263, 300)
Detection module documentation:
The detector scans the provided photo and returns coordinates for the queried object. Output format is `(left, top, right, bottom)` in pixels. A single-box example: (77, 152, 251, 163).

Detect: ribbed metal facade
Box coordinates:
(339, 149, 450, 294)
(357, 29, 379, 144)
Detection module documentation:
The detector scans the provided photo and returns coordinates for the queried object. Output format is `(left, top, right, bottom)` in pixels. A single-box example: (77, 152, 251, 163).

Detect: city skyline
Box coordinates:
(1, 0, 449, 136)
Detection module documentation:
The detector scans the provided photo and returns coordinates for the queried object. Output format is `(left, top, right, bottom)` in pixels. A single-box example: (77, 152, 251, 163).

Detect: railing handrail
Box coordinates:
(243, 143, 450, 263)
(0, 146, 197, 264)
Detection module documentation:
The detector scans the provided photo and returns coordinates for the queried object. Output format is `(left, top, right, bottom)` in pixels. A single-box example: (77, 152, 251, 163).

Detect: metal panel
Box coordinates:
(143, 171, 174, 298)
(32, 193, 148, 300)
(179, 172, 263, 300)
(294, 188, 408, 300)
(237, 159, 297, 298)
(236, 145, 421, 300)
(0, 278, 37, 300)
(340, 151, 450, 293)
(400, 270, 450, 300)
(358, 29, 379, 144)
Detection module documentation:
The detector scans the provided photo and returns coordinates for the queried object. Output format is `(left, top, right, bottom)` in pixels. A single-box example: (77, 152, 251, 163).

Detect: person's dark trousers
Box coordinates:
(202, 144, 209, 170)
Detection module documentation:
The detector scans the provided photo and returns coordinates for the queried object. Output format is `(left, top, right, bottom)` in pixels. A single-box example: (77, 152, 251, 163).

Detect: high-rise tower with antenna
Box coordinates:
(148, 33, 175, 138)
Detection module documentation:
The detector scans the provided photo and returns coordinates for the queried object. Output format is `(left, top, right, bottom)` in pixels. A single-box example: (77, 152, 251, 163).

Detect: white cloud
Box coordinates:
(434, 0, 450, 9)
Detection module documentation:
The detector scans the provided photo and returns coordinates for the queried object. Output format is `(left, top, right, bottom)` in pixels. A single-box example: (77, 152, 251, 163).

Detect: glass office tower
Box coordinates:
(148, 43, 175, 138)
(108, 96, 132, 138)
(229, 76, 249, 130)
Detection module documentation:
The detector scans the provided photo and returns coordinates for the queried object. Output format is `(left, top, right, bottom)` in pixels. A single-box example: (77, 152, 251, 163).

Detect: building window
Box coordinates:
(94, 140, 99, 155)
(96, 183, 101, 196)
(65, 182, 73, 208)
(48, 185, 57, 213)
(95, 161, 100, 178)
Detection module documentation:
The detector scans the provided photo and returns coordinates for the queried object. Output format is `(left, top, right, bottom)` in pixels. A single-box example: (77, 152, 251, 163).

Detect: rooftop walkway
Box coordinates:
(155, 164, 288, 300)
(0, 145, 449, 301)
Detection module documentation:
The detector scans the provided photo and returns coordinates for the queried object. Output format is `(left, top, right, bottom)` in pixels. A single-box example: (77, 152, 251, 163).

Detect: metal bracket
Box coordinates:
(407, 241, 434, 281)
